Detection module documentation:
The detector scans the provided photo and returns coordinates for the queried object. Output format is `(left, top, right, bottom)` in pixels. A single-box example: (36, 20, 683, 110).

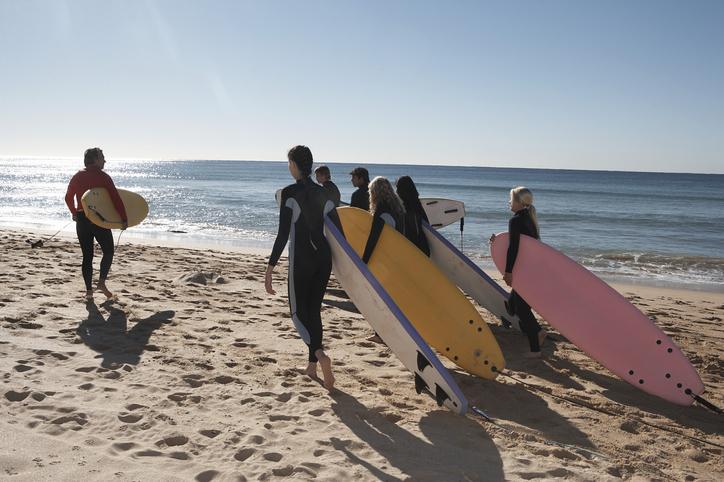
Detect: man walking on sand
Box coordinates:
(65, 148, 127, 300)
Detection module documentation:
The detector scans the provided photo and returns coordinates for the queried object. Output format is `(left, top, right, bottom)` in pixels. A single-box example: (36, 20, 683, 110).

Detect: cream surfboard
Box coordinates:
(337, 207, 504, 380)
(324, 214, 468, 414)
(490, 232, 704, 405)
(420, 198, 465, 228)
(81, 188, 148, 229)
(423, 222, 522, 331)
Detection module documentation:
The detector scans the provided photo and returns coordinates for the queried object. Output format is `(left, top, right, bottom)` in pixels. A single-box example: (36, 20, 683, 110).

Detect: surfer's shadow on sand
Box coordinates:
(76, 301, 175, 368)
(506, 352, 721, 435)
(451, 370, 597, 451)
(329, 390, 503, 481)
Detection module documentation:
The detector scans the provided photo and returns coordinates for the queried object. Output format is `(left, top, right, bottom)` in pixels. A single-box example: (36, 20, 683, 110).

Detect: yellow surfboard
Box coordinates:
(337, 207, 504, 379)
(81, 188, 149, 229)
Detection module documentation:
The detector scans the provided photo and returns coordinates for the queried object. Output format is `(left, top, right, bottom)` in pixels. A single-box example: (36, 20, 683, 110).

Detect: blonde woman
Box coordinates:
(361, 176, 406, 343)
(490, 186, 547, 358)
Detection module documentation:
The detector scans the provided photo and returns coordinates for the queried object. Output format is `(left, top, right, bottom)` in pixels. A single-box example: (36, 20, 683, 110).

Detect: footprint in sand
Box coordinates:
(118, 413, 144, 423)
(234, 448, 256, 461)
(156, 433, 189, 448)
(199, 429, 221, 438)
(4, 390, 31, 402)
(195, 470, 220, 482)
(263, 452, 283, 462)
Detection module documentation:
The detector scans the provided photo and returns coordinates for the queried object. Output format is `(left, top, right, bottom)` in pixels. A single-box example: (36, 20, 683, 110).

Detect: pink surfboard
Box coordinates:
(491, 233, 704, 406)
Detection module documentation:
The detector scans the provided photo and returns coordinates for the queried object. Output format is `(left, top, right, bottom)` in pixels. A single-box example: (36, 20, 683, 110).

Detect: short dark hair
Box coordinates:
(84, 147, 103, 166)
(314, 165, 331, 178)
(349, 167, 369, 184)
(287, 145, 313, 176)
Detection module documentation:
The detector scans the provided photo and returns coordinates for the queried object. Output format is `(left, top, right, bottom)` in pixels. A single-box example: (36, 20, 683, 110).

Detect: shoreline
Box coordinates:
(10, 225, 723, 295)
(0, 228, 721, 480)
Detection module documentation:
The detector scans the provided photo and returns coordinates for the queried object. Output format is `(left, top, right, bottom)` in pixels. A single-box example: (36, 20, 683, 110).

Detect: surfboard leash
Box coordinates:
(468, 405, 609, 460)
(692, 395, 723, 415)
(499, 371, 724, 450)
(26, 221, 74, 248)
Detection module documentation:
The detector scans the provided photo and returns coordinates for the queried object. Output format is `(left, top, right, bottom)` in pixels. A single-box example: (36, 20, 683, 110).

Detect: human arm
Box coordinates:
(504, 216, 521, 283)
(103, 174, 128, 226)
(266, 194, 293, 294)
(65, 175, 78, 219)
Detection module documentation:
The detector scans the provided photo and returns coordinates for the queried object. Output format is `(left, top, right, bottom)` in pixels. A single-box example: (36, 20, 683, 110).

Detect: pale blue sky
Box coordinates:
(1, 0, 722, 173)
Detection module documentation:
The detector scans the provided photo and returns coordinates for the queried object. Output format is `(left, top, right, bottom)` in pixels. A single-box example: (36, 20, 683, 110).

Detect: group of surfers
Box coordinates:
(64, 146, 547, 392)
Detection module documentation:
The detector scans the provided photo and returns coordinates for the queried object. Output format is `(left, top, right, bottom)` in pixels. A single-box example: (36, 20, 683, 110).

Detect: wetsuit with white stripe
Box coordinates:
(268, 177, 337, 362)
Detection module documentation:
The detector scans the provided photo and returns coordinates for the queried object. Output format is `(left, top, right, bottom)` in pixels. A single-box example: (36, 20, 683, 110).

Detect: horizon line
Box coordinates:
(2, 155, 722, 176)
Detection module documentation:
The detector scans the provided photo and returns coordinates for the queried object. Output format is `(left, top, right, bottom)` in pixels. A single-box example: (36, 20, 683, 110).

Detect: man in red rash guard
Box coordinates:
(64, 148, 127, 300)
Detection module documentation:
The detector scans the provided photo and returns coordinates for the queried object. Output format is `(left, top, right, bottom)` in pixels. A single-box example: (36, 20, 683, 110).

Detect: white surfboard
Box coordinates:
(424, 222, 522, 331)
(324, 215, 468, 414)
(420, 198, 465, 228)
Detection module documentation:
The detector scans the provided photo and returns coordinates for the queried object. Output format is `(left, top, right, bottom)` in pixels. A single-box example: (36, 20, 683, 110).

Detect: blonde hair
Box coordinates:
(369, 176, 405, 218)
(510, 186, 539, 236)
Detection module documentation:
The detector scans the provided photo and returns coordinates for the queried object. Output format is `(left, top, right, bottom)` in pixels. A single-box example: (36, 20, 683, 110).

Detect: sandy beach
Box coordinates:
(1, 228, 722, 481)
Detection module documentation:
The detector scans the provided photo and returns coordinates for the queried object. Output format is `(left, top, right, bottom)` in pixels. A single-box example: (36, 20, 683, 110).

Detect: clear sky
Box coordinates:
(1, 0, 722, 173)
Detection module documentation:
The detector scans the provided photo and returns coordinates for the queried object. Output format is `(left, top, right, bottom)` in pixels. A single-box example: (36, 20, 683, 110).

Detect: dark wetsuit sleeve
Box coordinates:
(103, 174, 128, 222)
(505, 216, 521, 273)
(362, 215, 385, 264)
(268, 199, 292, 267)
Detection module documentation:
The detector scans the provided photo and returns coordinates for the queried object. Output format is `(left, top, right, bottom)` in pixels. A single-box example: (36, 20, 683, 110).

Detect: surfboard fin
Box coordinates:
(416, 351, 431, 372)
(414, 373, 429, 395)
(435, 384, 451, 407)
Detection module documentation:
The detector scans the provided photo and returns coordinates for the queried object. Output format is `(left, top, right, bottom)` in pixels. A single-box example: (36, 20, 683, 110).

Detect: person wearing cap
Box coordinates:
(314, 165, 341, 207)
(349, 167, 370, 211)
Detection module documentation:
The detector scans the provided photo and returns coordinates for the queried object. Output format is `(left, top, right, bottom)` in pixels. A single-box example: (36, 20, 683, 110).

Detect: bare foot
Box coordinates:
(316, 351, 335, 391)
(538, 330, 548, 347)
(97, 281, 114, 299)
(524, 351, 542, 359)
(305, 362, 318, 379)
(84, 290, 93, 300)
(366, 334, 384, 344)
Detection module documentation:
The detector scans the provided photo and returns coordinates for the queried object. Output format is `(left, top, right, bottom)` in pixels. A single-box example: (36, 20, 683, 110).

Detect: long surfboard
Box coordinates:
(338, 207, 504, 380)
(420, 198, 465, 228)
(490, 233, 704, 405)
(81, 188, 149, 229)
(423, 222, 522, 331)
(324, 215, 468, 414)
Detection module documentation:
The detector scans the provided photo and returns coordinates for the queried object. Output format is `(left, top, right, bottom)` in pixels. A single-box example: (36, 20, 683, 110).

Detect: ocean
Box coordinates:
(1, 158, 722, 291)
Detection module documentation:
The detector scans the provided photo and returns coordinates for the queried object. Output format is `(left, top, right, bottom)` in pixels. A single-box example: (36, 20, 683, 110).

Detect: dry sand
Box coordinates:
(1, 228, 722, 481)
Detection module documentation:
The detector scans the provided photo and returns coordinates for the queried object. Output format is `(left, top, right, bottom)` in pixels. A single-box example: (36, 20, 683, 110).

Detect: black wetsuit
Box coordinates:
(401, 201, 430, 257)
(505, 207, 542, 352)
(76, 212, 115, 291)
(350, 185, 369, 211)
(269, 177, 337, 363)
(322, 180, 341, 207)
(361, 201, 404, 264)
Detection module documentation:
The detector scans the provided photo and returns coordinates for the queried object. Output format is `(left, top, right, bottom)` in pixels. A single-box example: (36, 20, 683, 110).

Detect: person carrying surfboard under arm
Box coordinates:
(361, 176, 406, 344)
(64, 148, 127, 300)
(395, 175, 431, 257)
(490, 187, 547, 358)
(265, 145, 341, 391)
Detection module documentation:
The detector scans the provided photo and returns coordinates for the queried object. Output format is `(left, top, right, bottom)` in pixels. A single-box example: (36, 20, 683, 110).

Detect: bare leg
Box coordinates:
(315, 349, 335, 391)
(97, 280, 114, 299)
(305, 362, 318, 379)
